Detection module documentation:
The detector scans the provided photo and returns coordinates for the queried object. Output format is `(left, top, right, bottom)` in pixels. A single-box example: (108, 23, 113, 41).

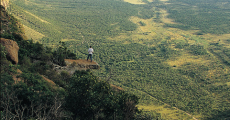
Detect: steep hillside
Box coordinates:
(8, 0, 230, 119)
(0, 5, 26, 40)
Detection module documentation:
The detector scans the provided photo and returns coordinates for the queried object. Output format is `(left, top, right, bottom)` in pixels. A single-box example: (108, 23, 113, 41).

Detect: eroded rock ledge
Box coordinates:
(53, 59, 100, 75)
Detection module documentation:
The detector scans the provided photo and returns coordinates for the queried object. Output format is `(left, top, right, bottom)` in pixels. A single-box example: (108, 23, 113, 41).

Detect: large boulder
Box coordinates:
(0, 38, 19, 64)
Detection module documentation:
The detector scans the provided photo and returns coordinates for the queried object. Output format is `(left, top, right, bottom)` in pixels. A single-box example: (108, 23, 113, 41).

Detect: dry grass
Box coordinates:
(41, 75, 59, 90)
(23, 24, 45, 41)
(119, 13, 230, 119)
(226, 82, 230, 86)
(123, 0, 155, 4)
(65, 59, 98, 66)
(123, 0, 146, 4)
(110, 84, 124, 91)
(108, 16, 159, 43)
(61, 39, 78, 42)
(160, 9, 176, 24)
(123, 41, 131, 44)
(126, 16, 188, 45)
(207, 67, 230, 82)
(24, 10, 50, 24)
(137, 105, 195, 120)
(166, 54, 211, 67)
(11, 69, 58, 90)
(202, 33, 230, 48)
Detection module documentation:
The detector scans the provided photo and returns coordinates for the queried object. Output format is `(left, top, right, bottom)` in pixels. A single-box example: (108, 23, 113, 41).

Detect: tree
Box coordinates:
(0, 72, 67, 120)
(65, 70, 139, 120)
(53, 41, 77, 66)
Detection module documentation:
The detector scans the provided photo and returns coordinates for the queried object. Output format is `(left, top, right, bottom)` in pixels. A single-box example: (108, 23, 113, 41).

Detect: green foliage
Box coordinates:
(60, 71, 71, 84)
(53, 41, 77, 66)
(17, 40, 54, 62)
(134, 111, 162, 120)
(74, 37, 229, 118)
(227, 39, 230, 43)
(14, 72, 54, 102)
(0, 44, 7, 59)
(0, 73, 15, 92)
(10, 0, 140, 43)
(0, 71, 67, 119)
(156, 41, 180, 59)
(139, 21, 146, 26)
(0, 73, 16, 119)
(160, 0, 230, 34)
(15, 39, 77, 80)
(14, 39, 75, 87)
(188, 44, 208, 55)
(0, 46, 18, 74)
(175, 41, 189, 49)
(66, 70, 139, 120)
(120, 20, 138, 31)
(209, 46, 230, 66)
(164, 23, 191, 31)
(1, 6, 23, 35)
(0, 53, 66, 119)
(137, 9, 155, 19)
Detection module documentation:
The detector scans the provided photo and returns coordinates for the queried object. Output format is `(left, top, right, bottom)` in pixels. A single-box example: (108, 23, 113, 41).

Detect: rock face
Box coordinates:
(1, 0, 9, 9)
(0, 38, 19, 64)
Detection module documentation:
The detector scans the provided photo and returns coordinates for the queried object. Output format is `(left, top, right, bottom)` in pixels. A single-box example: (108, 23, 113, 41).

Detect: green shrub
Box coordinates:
(139, 21, 146, 26)
(65, 70, 139, 120)
(175, 41, 189, 49)
(188, 44, 208, 55)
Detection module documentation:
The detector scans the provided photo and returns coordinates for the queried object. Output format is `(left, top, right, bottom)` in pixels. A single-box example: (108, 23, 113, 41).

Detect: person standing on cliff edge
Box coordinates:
(87, 46, 94, 62)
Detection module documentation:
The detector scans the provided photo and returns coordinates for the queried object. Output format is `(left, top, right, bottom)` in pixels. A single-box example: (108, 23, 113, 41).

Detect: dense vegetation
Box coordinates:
(160, 0, 230, 34)
(6, 0, 230, 119)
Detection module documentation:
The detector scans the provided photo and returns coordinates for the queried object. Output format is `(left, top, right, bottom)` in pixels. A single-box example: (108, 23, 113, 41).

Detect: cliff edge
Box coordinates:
(52, 59, 100, 75)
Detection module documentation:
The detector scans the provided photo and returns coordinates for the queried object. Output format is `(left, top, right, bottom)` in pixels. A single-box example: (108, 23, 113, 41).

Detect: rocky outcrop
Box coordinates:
(1, 0, 9, 9)
(0, 38, 19, 64)
(52, 59, 100, 75)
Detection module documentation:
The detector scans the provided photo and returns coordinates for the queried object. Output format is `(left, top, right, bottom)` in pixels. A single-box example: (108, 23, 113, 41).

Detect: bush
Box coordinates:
(188, 44, 208, 55)
(134, 111, 162, 120)
(175, 42, 189, 49)
(120, 20, 137, 31)
(65, 70, 139, 120)
(139, 21, 146, 26)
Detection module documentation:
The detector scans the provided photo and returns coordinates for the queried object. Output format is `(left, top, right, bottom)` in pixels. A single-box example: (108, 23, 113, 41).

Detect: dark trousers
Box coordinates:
(87, 54, 93, 62)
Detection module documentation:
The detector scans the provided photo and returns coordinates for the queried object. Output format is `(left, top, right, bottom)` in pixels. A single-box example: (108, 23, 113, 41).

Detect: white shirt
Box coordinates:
(88, 48, 94, 54)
